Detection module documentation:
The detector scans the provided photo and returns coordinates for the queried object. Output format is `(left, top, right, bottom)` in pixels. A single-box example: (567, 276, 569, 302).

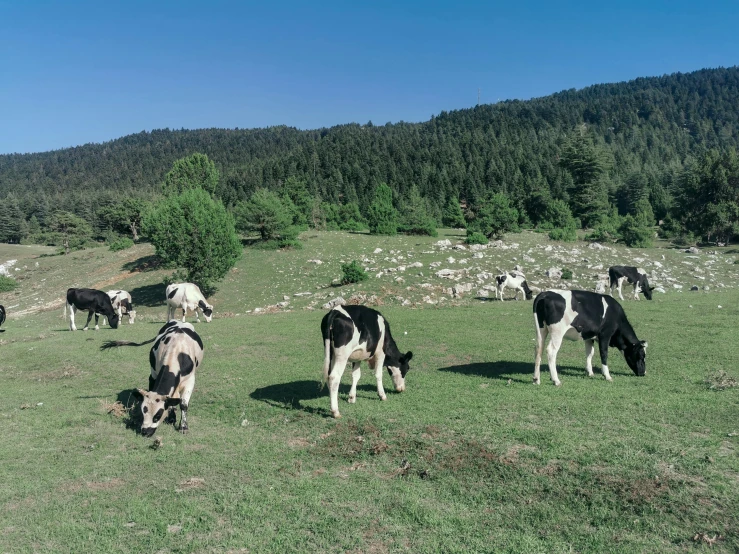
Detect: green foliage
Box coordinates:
(97, 198, 148, 240)
(143, 188, 241, 291)
(466, 193, 519, 239)
(337, 203, 366, 231)
(465, 231, 489, 245)
(584, 209, 623, 243)
(442, 196, 466, 228)
(0, 275, 18, 292)
(281, 177, 314, 227)
(561, 268, 573, 279)
(559, 132, 611, 227)
(539, 198, 579, 231)
(234, 189, 296, 242)
(398, 186, 438, 237)
(618, 215, 653, 247)
(340, 260, 368, 284)
(367, 183, 398, 235)
(163, 153, 219, 196)
(47, 211, 94, 254)
(0, 194, 25, 243)
(108, 237, 134, 252)
(548, 227, 578, 242)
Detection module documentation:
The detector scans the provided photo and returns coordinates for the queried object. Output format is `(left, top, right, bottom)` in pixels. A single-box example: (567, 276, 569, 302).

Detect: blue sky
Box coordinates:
(1, 0, 738, 154)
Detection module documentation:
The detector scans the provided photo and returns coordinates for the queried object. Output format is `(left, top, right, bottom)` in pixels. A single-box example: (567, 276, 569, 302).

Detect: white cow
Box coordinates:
(165, 283, 213, 323)
(495, 271, 533, 301)
(103, 290, 136, 325)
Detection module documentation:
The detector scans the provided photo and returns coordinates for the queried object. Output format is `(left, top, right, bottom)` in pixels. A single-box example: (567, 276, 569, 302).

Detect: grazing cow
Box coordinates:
(533, 289, 647, 386)
(495, 271, 533, 301)
(102, 290, 136, 326)
(101, 320, 204, 436)
(165, 283, 213, 323)
(321, 305, 413, 418)
(65, 288, 120, 331)
(608, 266, 655, 301)
(0, 304, 5, 332)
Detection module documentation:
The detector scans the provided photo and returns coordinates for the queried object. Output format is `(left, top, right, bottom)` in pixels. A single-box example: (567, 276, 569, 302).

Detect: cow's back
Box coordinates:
(150, 321, 204, 395)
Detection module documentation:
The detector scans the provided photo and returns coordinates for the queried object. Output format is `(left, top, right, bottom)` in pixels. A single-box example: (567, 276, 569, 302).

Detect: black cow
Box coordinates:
(321, 305, 413, 418)
(608, 266, 655, 301)
(65, 288, 120, 331)
(533, 289, 648, 386)
(101, 320, 204, 436)
(0, 304, 5, 332)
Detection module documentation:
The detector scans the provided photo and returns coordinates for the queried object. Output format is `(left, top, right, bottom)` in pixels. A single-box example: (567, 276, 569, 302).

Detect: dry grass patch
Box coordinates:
(100, 400, 129, 418)
(705, 370, 738, 391)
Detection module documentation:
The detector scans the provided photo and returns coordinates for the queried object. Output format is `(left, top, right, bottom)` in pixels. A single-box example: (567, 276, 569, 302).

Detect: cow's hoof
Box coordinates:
(605, 377, 613, 382)
(332, 411, 341, 419)
(180, 426, 188, 434)
(82, 328, 88, 331)
(553, 381, 562, 387)
(396, 385, 405, 393)
(94, 326, 99, 331)
(347, 395, 356, 404)
(533, 378, 540, 385)
(379, 395, 387, 401)
(587, 373, 595, 378)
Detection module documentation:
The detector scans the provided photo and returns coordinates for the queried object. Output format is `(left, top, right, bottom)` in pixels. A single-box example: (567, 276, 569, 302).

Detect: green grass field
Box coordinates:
(1, 232, 737, 553)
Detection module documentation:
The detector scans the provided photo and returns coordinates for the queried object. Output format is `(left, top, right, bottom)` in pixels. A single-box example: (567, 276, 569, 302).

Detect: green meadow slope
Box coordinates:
(0, 232, 737, 553)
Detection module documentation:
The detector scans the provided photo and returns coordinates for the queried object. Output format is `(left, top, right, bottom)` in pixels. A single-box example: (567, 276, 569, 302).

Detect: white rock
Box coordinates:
(446, 257, 456, 263)
(435, 269, 458, 279)
(293, 292, 312, 297)
(435, 239, 452, 247)
(473, 252, 484, 258)
(546, 268, 563, 279)
(322, 297, 346, 309)
(408, 262, 423, 268)
(452, 244, 467, 251)
(373, 248, 383, 254)
(307, 259, 323, 265)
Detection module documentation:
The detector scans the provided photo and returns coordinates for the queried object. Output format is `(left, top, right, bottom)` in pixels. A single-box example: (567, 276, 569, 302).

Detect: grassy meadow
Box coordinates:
(1, 231, 738, 553)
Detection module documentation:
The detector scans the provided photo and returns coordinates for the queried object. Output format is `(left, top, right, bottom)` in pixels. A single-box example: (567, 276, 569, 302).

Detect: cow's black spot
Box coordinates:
(178, 352, 195, 377)
(534, 291, 566, 327)
(159, 320, 179, 333)
(163, 335, 171, 344)
(143, 406, 148, 414)
(149, 348, 156, 371)
(167, 287, 179, 299)
(153, 409, 165, 423)
(153, 365, 179, 395)
(180, 327, 204, 350)
(195, 359, 199, 367)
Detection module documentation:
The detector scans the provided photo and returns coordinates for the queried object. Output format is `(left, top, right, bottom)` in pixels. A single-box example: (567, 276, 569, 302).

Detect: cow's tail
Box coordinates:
(100, 336, 157, 351)
(319, 310, 337, 390)
(533, 296, 543, 350)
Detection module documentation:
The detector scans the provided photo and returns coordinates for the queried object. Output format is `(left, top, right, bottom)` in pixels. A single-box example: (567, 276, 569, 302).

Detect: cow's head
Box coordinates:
(386, 351, 413, 392)
(122, 300, 136, 324)
(198, 300, 213, 322)
(108, 313, 121, 329)
(133, 388, 180, 437)
(624, 341, 647, 376)
(642, 285, 655, 300)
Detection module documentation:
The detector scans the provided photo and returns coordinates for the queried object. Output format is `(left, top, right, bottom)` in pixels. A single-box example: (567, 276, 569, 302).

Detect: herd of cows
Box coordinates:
(0, 265, 654, 435)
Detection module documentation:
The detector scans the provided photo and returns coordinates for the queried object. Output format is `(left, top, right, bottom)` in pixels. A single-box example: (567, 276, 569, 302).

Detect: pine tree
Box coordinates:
(559, 132, 611, 227)
(0, 195, 24, 243)
(163, 153, 220, 196)
(442, 195, 466, 228)
(367, 183, 398, 235)
(399, 186, 438, 236)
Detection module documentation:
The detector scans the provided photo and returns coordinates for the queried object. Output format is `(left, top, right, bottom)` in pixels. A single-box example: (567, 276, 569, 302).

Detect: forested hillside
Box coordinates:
(1, 66, 739, 244)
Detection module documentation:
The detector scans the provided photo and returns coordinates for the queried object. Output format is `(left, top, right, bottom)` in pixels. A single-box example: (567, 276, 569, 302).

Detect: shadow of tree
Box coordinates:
(116, 389, 143, 432)
(122, 254, 164, 273)
(438, 361, 590, 382)
(250, 379, 328, 416)
(129, 283, 167, 307)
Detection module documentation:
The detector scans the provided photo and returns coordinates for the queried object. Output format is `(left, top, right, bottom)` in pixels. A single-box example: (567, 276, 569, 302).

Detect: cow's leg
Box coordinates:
(633, 283, 640, 301)
(167, 305, 174, 321)
(327, 354, 348, 418)
(69, 304, 77, 331)
(496, 286, 503, 301)
(94, 313, 100, 331)
(348, 362, 361, 403)
(584, 340, 595, 377)
(82, 310, 94, 331)
(533, 325, 548, 385)
(546, 332, 563, 386)
(373, 353, 388, 401)
(179, 377, 196, 433)
(181, 304, 188, 323)
(598, 338, 612, 381)
(516, 286, 524, 300)
(617, 279, 625, 301)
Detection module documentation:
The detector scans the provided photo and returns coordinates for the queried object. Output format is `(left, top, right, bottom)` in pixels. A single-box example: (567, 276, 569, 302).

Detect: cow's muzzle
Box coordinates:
(141, 427, 156, 437)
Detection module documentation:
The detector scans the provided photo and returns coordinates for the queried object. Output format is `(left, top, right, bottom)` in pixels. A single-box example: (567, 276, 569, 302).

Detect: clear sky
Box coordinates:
(1, 0, 738, 154)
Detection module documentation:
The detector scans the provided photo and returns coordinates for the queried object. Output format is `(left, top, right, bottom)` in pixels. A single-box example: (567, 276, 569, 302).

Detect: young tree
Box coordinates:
(399, 186, 438, 236)
(234, 189, 295, 241)
(442, 195, 466, 228)
(144, 188, 241, 291)
(282, 176, 314, 227)
(163, 153, 220, 196)
(466, 193, 519, 239)
(47, 211, 93, 254)
(367, 183, 398, 235)
(337, 202, 366, 231)
(0, 195, 25, 243)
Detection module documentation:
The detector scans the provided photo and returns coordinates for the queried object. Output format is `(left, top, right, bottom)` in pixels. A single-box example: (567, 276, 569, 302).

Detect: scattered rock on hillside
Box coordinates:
(373, 248, 383, 254)
(322, 297, 346, 309)
(307, 259, 323, 265)
(435, 269, 458, 279)
(435, 239, 452, 247)
(685, 246, 700, 254)
(588, 243, 610, 251)
(546, 268, 563, 279)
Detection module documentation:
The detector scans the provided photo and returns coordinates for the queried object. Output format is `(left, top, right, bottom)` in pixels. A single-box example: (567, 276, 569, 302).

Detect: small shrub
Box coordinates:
(341, 261, 368, 285)
(734, 259, 739, 264)
(0, 276, 18, 292)
(548, 227, 577, 242)
(278, 238, 303, 249)
(619, 215, 653, 247)
(561, 268, 573, 280)
(108, 237, 134, 252)
(465, 231, 489, 245)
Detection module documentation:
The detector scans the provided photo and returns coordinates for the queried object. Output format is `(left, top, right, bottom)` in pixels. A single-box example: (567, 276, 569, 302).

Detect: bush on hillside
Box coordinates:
(465, 231, 489, 245)
(341, 261, 368, 284)
(561, 268, 573, 280)
(466, 193, 519, 239)
(548, 227, 578, 242)
(367, 183, 398, 235)
(0, 275, 18, 292)
(108, 237, 134, 252)
(619, 215, 653, 247)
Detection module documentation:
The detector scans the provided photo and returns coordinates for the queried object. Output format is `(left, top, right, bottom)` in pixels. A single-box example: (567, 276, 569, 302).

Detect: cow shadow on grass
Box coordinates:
(116, 389, 144, 432)
(129, 283, 167, 308)
(438, 361, 590, 383)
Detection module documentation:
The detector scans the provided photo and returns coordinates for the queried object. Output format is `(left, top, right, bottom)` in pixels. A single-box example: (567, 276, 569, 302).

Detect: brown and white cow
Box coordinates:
(101, 320, 204, 436)
(102, 290, 136, 326)
(321, 305, 413, 418)
(165, 283, 213, 323)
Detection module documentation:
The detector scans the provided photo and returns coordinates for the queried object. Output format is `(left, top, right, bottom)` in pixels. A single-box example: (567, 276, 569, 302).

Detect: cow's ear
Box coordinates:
(640, 340, 648, 349)
(133, 388, 146, 400)
(164, 397, 181, 408)
(403, 351, 413, 363)
(649, 287, 655, 291)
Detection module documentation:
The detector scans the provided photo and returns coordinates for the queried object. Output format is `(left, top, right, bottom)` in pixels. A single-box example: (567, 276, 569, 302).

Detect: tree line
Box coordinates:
(1, 66, 739, 248)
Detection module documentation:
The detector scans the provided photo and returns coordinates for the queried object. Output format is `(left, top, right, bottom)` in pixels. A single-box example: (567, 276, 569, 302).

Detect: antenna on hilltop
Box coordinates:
(477, 88, 480, 106)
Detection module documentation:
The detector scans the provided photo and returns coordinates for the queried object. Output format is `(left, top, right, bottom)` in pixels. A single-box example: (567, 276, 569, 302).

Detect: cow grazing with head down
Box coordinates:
(166, 283, 213, 323)
(533, 289, 648, 386)
(321, 305, 413, 418)
(101, 320, 204, 436)
(608, 266, 654, 301)
(0, 304, 5, 332)
(102, 290, 136, 326)
(495, 271, 533, 301)
(65, 288, 120, 331)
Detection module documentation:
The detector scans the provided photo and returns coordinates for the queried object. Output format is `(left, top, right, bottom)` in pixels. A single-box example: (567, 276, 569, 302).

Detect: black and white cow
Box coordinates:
(495, 271, 533, 301)
(0, 304, 5, 332)
(101, 320, 204, 436)
(102, 290, 136, 326)
(608, 266, 655, 301)
(65, 288, 120, 331)
(533, 289, 647, 386)
(321, 305, 413, 418)
(165, 283, 213, 323)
